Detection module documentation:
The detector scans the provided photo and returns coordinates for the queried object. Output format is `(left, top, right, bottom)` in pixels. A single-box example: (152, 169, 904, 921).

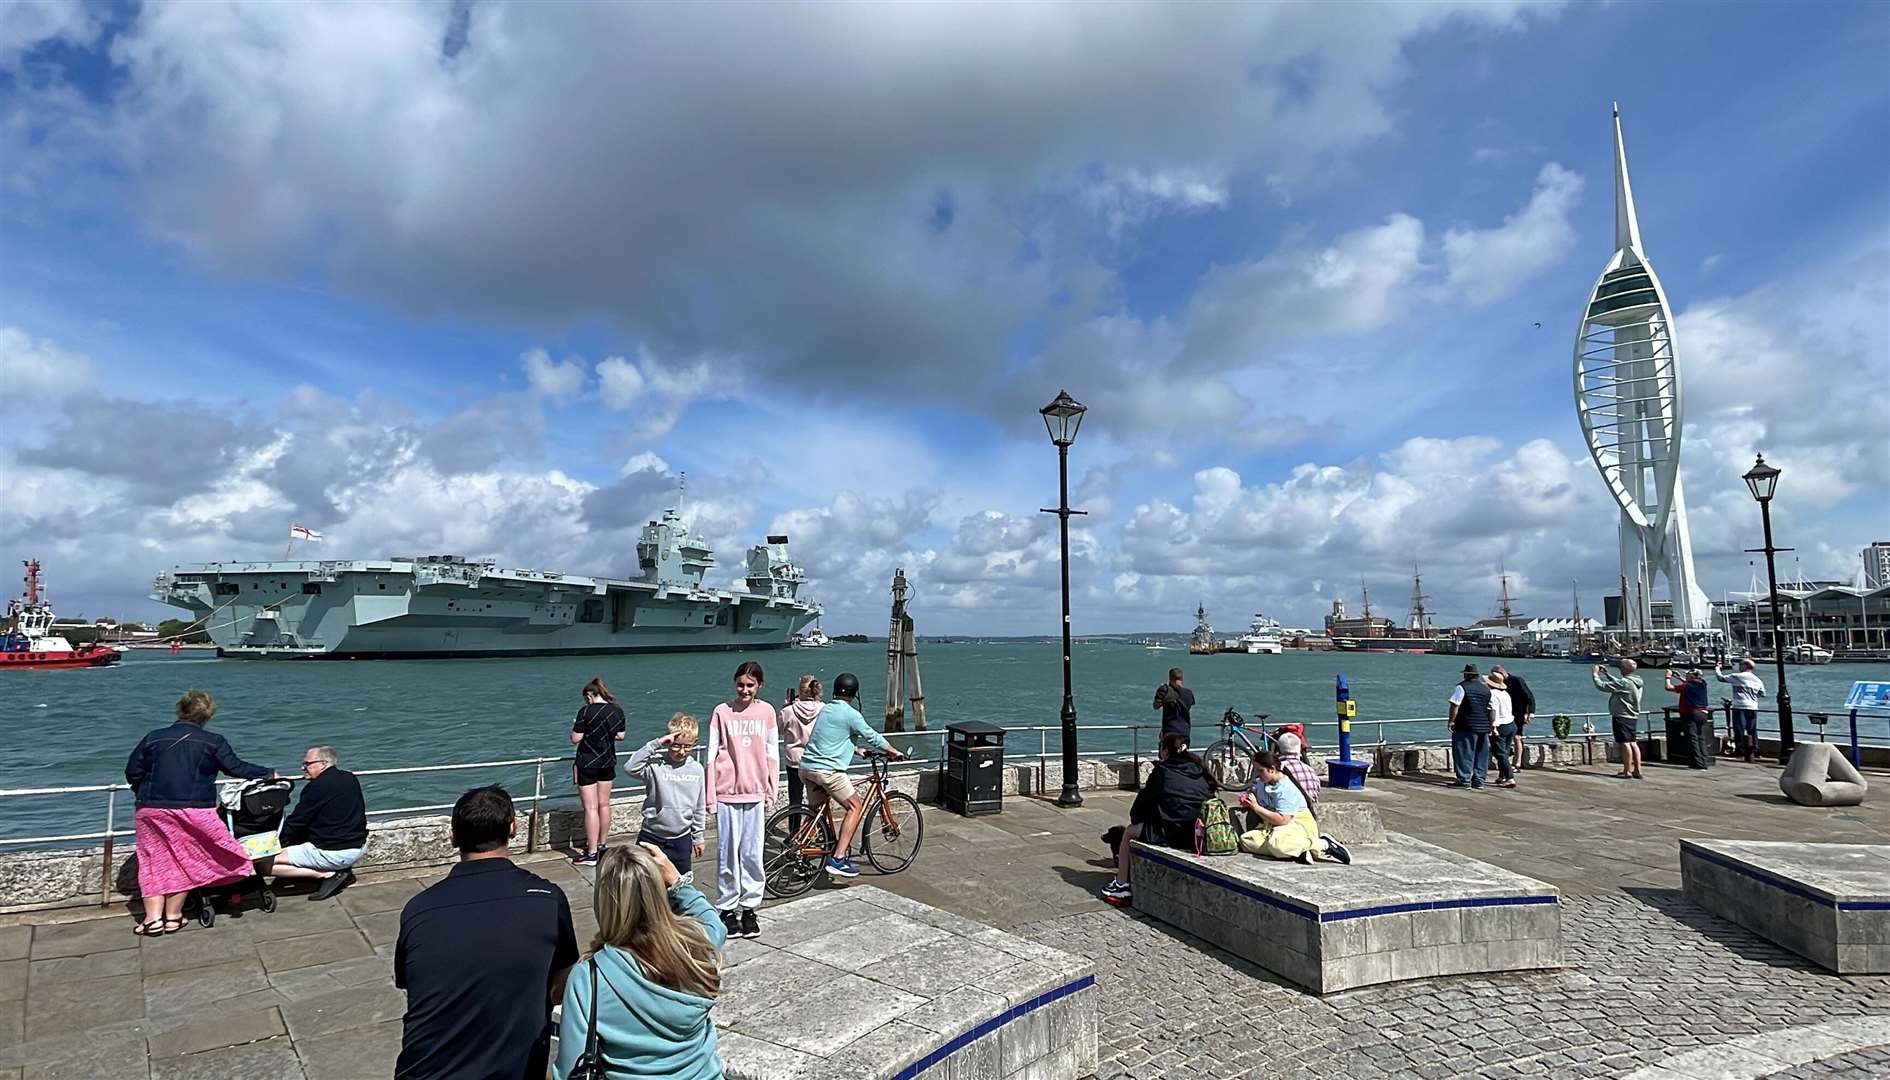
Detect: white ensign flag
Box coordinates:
(289, 524, 323, 542)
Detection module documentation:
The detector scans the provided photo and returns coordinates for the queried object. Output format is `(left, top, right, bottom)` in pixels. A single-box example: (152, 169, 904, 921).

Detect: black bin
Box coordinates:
(943, 721, 1007, 817)
(1662, 706, 1716, 768)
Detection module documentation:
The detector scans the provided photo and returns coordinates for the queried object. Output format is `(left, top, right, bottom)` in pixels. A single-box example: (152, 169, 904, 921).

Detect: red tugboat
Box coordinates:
(2, 560, 121, 669)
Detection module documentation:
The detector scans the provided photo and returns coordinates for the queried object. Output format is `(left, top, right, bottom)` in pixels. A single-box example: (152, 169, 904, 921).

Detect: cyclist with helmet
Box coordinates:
(797, 672, 905, 879)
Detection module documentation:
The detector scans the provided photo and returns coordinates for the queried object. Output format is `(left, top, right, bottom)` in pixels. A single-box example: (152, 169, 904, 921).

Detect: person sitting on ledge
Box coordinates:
(264, 745, 368, 900)
(1238, 751, 1347, 864)
(1256, 734, 1351, 864)
(1101, 732, 1214, 906)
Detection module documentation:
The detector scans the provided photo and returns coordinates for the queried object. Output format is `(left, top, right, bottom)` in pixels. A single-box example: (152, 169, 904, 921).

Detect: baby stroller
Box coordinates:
(187, 776, 295, 927)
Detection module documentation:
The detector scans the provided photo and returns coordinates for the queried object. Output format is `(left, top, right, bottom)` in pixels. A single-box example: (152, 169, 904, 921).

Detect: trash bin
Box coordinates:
(943, 720, 1006, 817)
(1663, 706, 1716, 768)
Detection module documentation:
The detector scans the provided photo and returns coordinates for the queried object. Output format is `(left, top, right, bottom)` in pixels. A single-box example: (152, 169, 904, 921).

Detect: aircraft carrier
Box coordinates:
(150, 510, 819, 659)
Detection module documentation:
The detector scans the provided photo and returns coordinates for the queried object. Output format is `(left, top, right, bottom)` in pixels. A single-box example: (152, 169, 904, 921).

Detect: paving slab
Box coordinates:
(0, 932, 27, 964)
(294, 1019, 400, 1080)
(23, 971, 143, 1042)
(148, 1034, 305, 1080)
(26, 947, 138, 986)
(1681, 840, 1890, 974)
(349, 909, 401, 951)
(238, 903, 358, 943)
(278, 983, 405, 1043)
(144, 1006, 285, 1060)
(140, 926, 257, 976)
(13, 1031, 147, 1080)
(25, 921, 132, 962)
(333, 879, 422, 918)
(0, 964, 21, 1005)
(140, 958, 271, 1018)
(255, 929, 371, 973)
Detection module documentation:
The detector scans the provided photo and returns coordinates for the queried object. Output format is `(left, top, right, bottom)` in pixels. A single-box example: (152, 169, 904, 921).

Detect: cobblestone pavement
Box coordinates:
(1014, 892, 1890, 1080)
(1760, 1045, 1890, 1078)
(2, 758, 1886, 1078)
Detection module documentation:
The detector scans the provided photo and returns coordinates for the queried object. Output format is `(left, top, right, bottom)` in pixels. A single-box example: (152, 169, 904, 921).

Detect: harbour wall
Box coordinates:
(3, 735, 1881, 913)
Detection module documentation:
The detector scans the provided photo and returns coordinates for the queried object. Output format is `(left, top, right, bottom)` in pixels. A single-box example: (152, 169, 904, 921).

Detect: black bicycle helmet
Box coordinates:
(833, 672, 860, 699)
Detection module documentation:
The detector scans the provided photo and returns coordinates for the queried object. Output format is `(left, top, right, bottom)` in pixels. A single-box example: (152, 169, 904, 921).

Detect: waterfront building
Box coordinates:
(1324, 596, 1395, 639)
(1574, 106, 1712, 632)
(1863, 541, 1890, 589)
(1723, 584, 1890, 656)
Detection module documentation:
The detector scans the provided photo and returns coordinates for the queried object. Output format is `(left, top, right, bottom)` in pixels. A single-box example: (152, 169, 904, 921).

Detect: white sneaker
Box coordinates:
(1100, 878, 1132, 904)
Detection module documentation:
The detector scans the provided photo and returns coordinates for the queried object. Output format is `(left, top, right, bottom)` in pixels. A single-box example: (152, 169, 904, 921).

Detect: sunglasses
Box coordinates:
(300, 760, 323, 769)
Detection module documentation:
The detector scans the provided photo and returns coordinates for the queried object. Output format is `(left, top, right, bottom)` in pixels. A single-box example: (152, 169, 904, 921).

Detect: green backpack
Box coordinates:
(1197, 797, 1239, 857)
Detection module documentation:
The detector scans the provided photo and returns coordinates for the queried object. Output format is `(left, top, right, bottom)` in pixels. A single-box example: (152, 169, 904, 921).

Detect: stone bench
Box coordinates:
(1130, 833, 1562, 993)
(715, 885, 1098, 1079)
(1680, 839, 1890, 974)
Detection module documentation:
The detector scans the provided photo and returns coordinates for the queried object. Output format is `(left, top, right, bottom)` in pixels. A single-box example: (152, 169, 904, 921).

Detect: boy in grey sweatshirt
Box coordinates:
(624, 713, 707, 878)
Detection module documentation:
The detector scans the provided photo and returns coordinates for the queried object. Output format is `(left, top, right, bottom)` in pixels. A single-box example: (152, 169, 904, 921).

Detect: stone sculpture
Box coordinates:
(1779, 743, 1867, 807)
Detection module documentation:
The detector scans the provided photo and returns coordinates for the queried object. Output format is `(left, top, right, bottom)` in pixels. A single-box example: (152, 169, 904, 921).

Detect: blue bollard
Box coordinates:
(1329, 673, 1368, 789)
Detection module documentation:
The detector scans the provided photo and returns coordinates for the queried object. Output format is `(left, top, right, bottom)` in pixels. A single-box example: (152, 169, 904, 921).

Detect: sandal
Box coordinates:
(132, 919, 165, 936)
(162, 918, 186, 934)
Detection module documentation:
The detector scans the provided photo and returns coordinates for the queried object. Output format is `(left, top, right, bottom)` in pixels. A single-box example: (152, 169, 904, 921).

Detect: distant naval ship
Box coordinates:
(150, 510, 819, 659)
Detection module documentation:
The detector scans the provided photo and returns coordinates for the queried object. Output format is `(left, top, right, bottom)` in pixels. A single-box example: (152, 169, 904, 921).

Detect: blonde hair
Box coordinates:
(591, 846, 720, 999)
(666, 713, 698, 741)
(797, 675, 822, 702)
(176, 689, 216, 725)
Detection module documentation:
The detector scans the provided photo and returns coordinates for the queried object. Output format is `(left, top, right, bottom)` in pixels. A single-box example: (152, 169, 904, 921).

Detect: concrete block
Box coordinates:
(1681, 839, 1890, 974)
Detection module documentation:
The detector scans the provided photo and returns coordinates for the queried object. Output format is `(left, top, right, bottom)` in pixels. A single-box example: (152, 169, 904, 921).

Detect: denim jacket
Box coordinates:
(124, 722, 271, 809)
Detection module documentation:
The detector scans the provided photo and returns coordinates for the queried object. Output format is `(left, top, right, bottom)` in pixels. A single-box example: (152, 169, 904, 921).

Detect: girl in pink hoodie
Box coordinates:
(705, 660, 778, 939)
(779, 675, 826, 808)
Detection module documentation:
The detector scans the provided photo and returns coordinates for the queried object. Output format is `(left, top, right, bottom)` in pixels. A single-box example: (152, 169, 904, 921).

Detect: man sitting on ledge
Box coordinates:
(265, 744, 367, 900)
(1101, 733, 1214, 907)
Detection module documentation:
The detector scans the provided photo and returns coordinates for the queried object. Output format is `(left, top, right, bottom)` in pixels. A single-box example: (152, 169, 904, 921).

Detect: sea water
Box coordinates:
(0, 644, 1878, 841)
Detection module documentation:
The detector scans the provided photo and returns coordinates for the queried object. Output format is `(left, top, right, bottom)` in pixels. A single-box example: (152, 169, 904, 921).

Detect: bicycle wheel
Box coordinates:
(762, 806, 830, 899)
(1203, 740, 1253, 790)
(862, 792, 923, 874)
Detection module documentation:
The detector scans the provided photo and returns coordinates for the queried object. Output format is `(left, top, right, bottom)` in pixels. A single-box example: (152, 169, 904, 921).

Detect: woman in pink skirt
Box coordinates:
(123, 690, 276, 935)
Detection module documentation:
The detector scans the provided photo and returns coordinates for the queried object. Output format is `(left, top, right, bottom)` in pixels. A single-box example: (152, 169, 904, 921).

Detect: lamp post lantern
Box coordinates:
(1039, 390, 1088, 807)
(1741, 454, 1794, 761)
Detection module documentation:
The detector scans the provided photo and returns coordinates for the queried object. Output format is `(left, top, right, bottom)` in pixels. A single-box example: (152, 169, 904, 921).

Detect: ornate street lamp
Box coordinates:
(1039, 390, 1088, 807)
(1742, 454, 1794, 760)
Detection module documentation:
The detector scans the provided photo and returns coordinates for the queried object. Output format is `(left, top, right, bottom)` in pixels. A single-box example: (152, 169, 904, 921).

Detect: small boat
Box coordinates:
(1784, 642, 1834, 665)
(3, 561, 121, 670)
(793, 627, 834, 648)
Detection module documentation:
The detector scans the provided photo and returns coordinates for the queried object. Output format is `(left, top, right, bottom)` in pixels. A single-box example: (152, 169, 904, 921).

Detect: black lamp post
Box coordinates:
(1742, 454, 1794, 761)
(1039, 390, 1088, 807)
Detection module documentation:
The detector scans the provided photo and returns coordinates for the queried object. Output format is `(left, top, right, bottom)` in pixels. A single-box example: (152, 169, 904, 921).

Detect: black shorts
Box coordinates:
(1611, 720, 1638, 745)
(574, 763, 615, 786)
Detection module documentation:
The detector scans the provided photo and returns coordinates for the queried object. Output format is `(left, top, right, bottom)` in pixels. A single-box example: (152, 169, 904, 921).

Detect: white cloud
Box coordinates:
(519, 347, 585, 402)
(596, 355, 645, 409)
(0, 325, 95, 406)
(1442, 162, 1584, 305)
(0, 0, 96, 64)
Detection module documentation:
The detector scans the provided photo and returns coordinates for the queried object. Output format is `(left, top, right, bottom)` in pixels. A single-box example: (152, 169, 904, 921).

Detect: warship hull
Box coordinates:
(152, 556, 819, 660)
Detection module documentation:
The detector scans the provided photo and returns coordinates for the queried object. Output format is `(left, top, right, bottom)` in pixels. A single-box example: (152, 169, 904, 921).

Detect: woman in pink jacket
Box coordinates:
(705, 661, 778, 941)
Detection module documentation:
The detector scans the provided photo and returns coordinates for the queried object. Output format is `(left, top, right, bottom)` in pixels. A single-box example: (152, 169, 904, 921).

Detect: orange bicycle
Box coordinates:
(762, 751, 923, 898)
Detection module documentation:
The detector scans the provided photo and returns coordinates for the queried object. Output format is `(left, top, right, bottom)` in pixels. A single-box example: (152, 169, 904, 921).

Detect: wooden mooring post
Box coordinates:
(883, 568, 927, 732)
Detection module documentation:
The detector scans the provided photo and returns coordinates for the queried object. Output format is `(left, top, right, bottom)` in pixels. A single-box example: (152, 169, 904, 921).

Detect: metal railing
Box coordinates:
(5, 701, 1882, 908)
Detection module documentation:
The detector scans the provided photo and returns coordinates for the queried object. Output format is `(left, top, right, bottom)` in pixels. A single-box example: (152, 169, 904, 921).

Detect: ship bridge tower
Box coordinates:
(1574, 105, 1711, 632)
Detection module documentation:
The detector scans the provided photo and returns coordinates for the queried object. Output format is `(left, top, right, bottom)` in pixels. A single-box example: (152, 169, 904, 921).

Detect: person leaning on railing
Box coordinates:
(122, 689, 277, 936)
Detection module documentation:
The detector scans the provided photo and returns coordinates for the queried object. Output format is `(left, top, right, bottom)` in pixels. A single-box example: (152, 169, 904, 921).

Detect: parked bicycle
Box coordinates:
(761, 750, 924, 898)
(1202, 708, 1278, 790)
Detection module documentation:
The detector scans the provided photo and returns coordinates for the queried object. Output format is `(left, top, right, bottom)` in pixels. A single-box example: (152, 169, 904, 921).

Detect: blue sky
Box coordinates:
(2, 1, 1886, 634)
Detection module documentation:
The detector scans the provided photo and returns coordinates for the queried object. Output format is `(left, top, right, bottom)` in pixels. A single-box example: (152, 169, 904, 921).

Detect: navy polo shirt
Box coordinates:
(394, 857, 579, 1080)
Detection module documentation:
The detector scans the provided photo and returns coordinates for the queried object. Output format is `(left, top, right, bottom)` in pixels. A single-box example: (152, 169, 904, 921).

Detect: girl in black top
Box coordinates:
(570, 677, 626, 865)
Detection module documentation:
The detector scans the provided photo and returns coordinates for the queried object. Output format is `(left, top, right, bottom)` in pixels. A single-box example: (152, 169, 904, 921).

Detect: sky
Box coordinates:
(2, 0, 1886, 636)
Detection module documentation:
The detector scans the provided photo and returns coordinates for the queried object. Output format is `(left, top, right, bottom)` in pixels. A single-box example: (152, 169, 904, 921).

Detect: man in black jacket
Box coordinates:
(268, 745, 369, 900)
(1100, 733, 1215, 907)
(1492, 666, 1537, 771)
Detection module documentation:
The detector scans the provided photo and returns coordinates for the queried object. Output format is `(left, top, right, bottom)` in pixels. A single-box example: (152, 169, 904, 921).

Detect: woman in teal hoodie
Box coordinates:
(554, 842, 727, 1079)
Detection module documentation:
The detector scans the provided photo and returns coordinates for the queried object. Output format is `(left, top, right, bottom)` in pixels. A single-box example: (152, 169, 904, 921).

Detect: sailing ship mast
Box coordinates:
(1496, 561, 1515, 628)
(1407, 567, 1431, 634)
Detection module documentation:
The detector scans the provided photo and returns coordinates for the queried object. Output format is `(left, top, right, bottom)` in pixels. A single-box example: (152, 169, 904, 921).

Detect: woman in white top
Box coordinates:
(1486, 671, 1518, 788)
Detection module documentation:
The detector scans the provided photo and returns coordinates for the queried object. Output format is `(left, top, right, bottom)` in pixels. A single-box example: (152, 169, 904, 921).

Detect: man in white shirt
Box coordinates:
(1715, 659, 1766, 763)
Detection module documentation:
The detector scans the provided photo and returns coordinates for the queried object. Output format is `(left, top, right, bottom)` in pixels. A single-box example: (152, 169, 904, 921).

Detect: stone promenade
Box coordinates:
(2, 754, 1886, 1078)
